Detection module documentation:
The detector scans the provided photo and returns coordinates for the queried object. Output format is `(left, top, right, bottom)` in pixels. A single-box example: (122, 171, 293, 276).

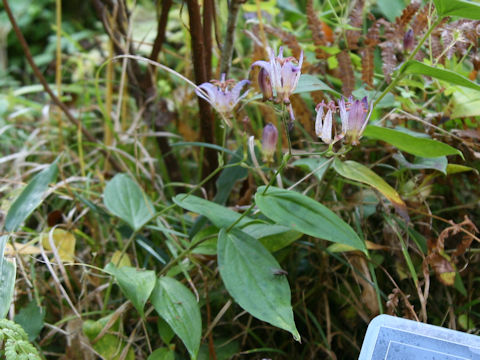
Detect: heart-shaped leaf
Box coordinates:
(105, 263, 156, 317)
(104, 174, 154, 231)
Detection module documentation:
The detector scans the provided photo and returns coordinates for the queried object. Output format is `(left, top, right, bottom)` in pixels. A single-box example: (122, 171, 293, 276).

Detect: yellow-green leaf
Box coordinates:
(334, 159, 407, 214)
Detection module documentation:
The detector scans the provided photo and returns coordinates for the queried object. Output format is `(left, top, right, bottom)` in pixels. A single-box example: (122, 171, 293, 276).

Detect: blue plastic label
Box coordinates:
(359, 315, 480, 359)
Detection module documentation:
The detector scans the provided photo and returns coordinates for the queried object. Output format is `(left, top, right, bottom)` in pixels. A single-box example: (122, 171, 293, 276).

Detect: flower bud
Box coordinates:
(262, 123, 278, 162)
(403, 29, 414, 52)
(258, 67, 273, 101)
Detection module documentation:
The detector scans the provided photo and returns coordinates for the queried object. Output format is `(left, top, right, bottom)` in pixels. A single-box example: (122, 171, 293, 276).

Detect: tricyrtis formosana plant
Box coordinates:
(1, 0, 480, 359)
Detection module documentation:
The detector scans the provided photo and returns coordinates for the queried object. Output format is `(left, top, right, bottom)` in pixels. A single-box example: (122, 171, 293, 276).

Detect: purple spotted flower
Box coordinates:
(195, 74, 250, 125)
(315, 96, 372, 146)
(338, 96, 372, 145)
(251, 47, 303, 104)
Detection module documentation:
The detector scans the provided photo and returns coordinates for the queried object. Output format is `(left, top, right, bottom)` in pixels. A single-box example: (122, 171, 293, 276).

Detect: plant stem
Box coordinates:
(102, 230, 138, 314)
(262, 152, 291, 195)
(281, 104, 292, 156)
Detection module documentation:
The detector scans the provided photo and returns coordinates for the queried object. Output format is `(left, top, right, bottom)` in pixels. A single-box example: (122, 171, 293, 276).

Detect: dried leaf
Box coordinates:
(40, 229, 76, 263)
(349, 254, 379, 315)
(306, 0, 329, 59)
(431, 31, 445, 64)
(396, 1, 421, 29)
(361, 47, 375, 87)
(379, 42, 397, 82)
(263, 25, 304, 62)
(337, 50, 355, 96)
(411, 3, 433, 36)
(346, 0, 364, 50)
(290, 94, 314, 136)
(424, 216, 478, 286)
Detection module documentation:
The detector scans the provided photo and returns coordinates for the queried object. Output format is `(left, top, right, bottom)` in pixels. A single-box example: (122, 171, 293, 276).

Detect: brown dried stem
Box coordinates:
(186, 0, 217, 181)
(220, 0, 243, 76)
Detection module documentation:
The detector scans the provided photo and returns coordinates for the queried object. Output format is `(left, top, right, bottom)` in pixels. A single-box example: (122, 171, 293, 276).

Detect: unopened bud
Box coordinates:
(258, 67, 273, 101)
(262, 123, 278, 162)
(403, 29, 414, 52)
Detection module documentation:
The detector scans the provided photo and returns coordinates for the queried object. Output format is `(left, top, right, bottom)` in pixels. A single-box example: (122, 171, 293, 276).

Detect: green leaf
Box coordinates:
(83, 316, 135, 360)
(433, 0, 480, 19)
(446, 164, 477, 175)
(293, 74, 340, 96)
(376, 0, 404, 22)
(0, 235, 7, 277)
(242, 223, 302, 252)
(173, 194, 253, 228)
(104, 263, 156, 317)
(0, 258, 16, 319)
(148, 348, 175, 360)
(151, 277, 202, 360)
(5, 160, 58, 232)
(255, 186, 365, 252)
(251, 74, 339, 100)
(103, 174, 155, 231)
(292, 157, 330, 182)
(451, 87, 480, 118)
(363, 125, 463, 158)
(217, 228, 300, 340)
(191, 224, 301, 255)
(393, 153, 448, 174)
(403, 60, 480, 91)
(333, 159, 406, 211)
(14, 300, 45, 341)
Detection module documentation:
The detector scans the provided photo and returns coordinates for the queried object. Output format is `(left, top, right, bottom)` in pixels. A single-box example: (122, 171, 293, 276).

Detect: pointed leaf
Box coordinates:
(333, 159, 407, 212)
(103, 174, 154, 231)
(151, 277, 201, 360)
(0, 258, 16, 318)
(393, 153, 448, 174)
(218, 228, 300, 340)
(403, 60, 480, 91)
(363, 125, 463, 158)
(242, 223, 302, 252)
(255, 186, 365, 252)
(173, 194, 253, 228)
(5, 161, 58, 232)
(105, 263, 156, 317)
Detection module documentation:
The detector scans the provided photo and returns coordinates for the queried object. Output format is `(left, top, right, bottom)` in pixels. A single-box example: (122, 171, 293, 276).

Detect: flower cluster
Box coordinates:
(195, 46, 303, 127)
(315, 96, 372, 146)
(194, 45, 370, 163)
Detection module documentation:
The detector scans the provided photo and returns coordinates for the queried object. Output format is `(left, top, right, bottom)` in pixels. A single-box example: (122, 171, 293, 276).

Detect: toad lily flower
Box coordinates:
(195, 74, 250, 126)
(338, 96, 372, 145)
(315, 100, 336, 144)
(251, 47, 303, 104)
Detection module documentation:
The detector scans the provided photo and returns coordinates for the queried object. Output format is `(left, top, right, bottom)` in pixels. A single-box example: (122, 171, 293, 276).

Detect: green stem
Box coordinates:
(281, 104, 292, 156)
(373, 17, 443, 108)
(262, 152, 291, 195)
(102, 230, 137, 314)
